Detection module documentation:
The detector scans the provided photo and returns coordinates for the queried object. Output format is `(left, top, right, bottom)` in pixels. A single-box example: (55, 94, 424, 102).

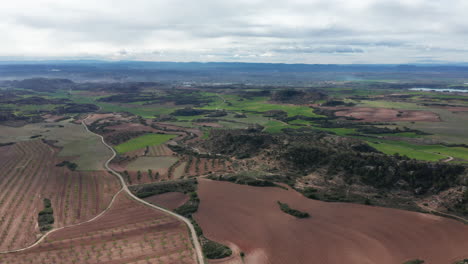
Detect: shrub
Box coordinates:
(202, 239, 232, 259)
(38, 198, 54, 232)
(278, 201, 310, 218)
(403, 260, 424, 264)
(56, 160, 78, 171)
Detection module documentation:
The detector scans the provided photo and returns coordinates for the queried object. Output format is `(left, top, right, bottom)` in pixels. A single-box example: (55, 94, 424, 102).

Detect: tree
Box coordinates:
(124, 170, 132, 184)
(137, 170, 142, 181)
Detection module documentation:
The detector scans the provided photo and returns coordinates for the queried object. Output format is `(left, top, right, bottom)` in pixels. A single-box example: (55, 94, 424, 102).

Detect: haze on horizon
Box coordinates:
(2, 0, 468, 64)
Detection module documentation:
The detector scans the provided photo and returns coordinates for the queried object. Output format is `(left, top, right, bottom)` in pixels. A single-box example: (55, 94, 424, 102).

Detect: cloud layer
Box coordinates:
(2, 0, 468, 63)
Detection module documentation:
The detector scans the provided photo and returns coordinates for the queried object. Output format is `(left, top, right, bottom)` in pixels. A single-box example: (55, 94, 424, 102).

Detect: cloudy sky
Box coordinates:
(1, 0, 468, 63)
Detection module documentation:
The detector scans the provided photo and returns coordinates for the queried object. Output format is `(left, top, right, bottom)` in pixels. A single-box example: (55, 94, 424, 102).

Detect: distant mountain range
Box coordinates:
(1, 60, 468, 83)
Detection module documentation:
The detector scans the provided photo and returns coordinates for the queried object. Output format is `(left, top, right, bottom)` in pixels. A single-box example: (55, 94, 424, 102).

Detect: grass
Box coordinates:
(367, 141, 444, 161)
(200, 94, 322, 118)
(361, 136, 468, 162)
(374, 132, 422, 138)
(115, 134, 176, 154)
(69, 93, 177, 118)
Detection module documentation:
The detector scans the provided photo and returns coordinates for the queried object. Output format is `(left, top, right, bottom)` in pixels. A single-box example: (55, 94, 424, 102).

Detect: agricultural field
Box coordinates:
(200, 94, 322, 118)
(115, 134, 177, 154)
(0, 140, 119, 252)
(0, 121, 112, 171)
(0, 192, 197, 264)
(127, 157, 179, 172)
(144, 192, 190, 210)
(364, 138, 468, 162)
(195, 179, 468, 264)
(1, 74, 468, 264)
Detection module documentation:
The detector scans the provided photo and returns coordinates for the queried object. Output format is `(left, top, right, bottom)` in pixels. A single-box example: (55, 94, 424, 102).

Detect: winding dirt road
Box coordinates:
(0, 117, 205, 264)
(81, 117, 205, 264)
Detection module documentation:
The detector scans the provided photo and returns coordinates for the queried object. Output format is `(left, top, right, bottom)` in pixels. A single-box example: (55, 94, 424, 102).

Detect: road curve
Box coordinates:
(0, 189, 124, 254)
(81, 117, 205, 264)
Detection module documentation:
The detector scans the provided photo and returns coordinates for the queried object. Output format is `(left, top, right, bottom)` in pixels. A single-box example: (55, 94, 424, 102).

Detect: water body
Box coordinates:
(409, 88, 468, 93)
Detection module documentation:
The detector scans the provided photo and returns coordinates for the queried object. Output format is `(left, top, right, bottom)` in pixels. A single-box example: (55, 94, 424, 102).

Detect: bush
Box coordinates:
(129, 179, 197, 198)
(403, 260, 424, 264)
(202, 239, 232, 259)
(56, 160, 78, 171)
(277, 201, 310, 218)
(38, 198, 54, 232)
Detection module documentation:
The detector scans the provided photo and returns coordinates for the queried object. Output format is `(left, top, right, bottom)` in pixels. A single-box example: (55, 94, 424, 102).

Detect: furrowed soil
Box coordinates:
(1, 192, 197, 264)
(194, 179, 468, 264)
(0, 140, 119, 252)
(144, 192, 190, 210)
(0, 121, 112, 171)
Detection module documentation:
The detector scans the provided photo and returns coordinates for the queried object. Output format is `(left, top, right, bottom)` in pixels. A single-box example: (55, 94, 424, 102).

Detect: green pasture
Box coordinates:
(200, 94, 322, 118)
(115, 134, 177, 154)
(362, 136, 468, 162)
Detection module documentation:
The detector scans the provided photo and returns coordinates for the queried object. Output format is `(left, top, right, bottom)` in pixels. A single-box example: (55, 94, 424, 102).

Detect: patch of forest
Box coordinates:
(203, 129, 466, 195)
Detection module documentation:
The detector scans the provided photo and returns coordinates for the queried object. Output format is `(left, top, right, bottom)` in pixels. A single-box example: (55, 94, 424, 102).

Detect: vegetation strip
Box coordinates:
(38, 198, 54, 232)
(277, 201, 310, 218)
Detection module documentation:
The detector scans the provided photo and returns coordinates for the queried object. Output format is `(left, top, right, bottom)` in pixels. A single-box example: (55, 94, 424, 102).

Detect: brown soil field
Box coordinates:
(147, 144, 174, 156)
(41, 114, 67, 122)
(183, 158, 233, 177)
(1, 192, 197, 264)
(0, 140, 120, 252)
(144, 192, 189, 210)
(332, 107, 440, 122)
(436, 106, 468, 112)
(83, 113, 125, 125)
(194, 179, 468, 264)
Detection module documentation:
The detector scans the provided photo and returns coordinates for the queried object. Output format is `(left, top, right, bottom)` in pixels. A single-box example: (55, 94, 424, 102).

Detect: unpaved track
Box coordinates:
(0, 116, 205, 264)
(0, 188, 124, 254)
(81, 117, 205, 264)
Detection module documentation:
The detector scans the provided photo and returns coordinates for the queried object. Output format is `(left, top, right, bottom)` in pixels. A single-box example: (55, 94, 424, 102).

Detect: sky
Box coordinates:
(1, 0, 468, 64)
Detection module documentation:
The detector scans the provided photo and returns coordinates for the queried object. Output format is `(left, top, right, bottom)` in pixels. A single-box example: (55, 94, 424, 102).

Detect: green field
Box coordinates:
(362, 136, 468, 162)
(115, 134, 177, 154)
(200, 94, 322, 118)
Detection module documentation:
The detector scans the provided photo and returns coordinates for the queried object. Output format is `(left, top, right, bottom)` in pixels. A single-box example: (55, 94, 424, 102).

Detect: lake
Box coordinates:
(409, 88, 468, 93)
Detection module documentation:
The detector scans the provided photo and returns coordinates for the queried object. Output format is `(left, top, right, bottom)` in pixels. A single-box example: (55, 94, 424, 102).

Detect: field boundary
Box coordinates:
(0, 116, 205, 264)
(81, 117, 205, 264)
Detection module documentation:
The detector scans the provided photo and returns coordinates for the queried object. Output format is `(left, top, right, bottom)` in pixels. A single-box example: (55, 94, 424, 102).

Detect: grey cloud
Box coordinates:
(274, 46, 364, 54)
(1, 0, 468, 63)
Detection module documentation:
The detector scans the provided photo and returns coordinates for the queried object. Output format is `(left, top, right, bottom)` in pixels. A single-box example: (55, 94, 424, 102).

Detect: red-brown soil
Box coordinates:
(147, 144, 174, 156)
(331, 107, 440, 122)
(144, 192, 189, 210)
(436, 106, 468, 112)
(83, 113, 124, 125)
(41, 114, 67, 122)
(0, 140, 120, 252)
(182, 158, 233, 177)
(1, 193, 197, 264)
(194, 179, 468, 264)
